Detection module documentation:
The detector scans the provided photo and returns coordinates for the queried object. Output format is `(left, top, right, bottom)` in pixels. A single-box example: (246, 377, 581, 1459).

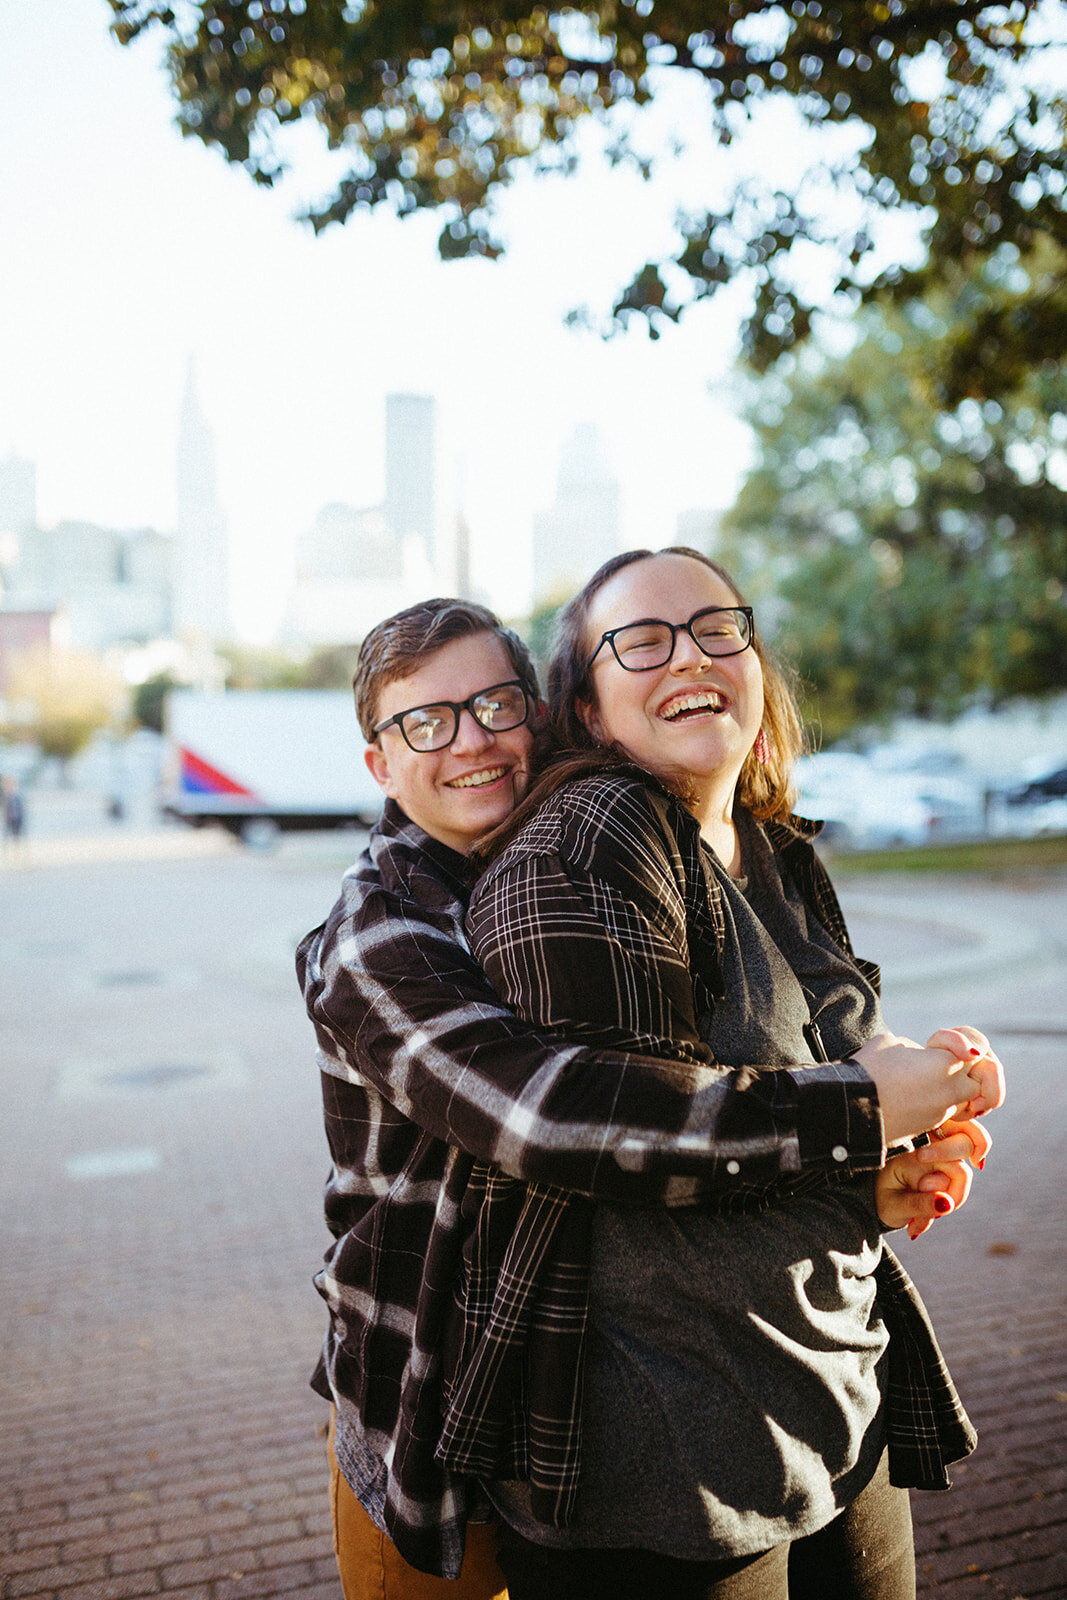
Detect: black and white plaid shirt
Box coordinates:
(445, 774, 976, 1530)
(297, 792, 967, 1578)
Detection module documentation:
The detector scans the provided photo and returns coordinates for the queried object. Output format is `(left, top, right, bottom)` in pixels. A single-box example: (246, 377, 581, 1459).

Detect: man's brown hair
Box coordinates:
(353, 597, 540, 742)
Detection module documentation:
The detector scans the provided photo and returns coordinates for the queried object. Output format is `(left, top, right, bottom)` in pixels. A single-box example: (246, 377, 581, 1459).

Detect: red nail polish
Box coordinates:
(933, 1193, 953, 1215)
(969, 1047, 981, 1057)
(977, 1157, 985, 1171)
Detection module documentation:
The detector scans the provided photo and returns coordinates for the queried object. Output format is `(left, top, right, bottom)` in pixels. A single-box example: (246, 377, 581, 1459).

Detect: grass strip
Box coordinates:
(827, 832, 1067, 875)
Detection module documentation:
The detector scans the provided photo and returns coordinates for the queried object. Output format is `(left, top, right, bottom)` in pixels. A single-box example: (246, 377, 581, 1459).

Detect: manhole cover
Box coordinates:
(74, 965, 199, 995)
(95, 970, 166, 988)
(55, 1051, 248, 1102)
(104, 1063, 211, 1090)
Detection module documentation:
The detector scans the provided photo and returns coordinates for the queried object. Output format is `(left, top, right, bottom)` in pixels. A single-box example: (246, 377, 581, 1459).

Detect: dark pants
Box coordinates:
(495, 1449, 915, 1600)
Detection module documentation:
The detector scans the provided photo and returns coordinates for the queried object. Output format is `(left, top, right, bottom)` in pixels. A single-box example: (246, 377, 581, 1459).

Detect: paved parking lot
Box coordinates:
(1, 829, 1064, 1599)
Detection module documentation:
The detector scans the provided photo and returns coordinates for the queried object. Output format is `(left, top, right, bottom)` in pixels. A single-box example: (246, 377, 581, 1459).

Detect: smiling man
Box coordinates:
(298, 599, 538, 1600)
(296, 596, 968, 1600)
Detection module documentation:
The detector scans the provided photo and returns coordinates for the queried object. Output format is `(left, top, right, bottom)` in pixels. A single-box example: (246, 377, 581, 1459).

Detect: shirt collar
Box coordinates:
(374, 797, 477, 899)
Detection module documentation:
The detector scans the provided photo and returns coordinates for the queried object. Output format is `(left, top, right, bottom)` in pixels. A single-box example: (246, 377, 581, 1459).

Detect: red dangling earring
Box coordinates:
(753, 729, 770, 766)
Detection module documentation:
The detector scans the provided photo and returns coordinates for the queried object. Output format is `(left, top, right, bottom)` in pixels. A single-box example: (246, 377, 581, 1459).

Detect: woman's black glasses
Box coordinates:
(588, 607, 754, 672)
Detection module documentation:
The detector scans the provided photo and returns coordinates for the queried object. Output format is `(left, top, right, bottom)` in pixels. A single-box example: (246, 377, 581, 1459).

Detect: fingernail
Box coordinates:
(977, 1157, 985, 1171)
(933, 1193, 953, 1215)
(969, 1047, 981, 1057)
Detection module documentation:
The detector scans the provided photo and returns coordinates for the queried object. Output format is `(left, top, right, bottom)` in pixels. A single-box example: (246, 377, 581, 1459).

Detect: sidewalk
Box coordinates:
(1, 852, 1064, 1600)
(844, 873, 1067, 1599)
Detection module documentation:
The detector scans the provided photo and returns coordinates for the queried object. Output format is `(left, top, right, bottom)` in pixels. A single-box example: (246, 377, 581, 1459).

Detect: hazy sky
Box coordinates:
(0, 2, 799, 637)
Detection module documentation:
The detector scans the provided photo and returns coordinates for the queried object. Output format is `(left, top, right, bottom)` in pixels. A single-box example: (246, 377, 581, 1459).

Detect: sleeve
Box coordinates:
(300, 886, 729, 1206)
(464, 785, 885, 1200)
(296, 790, 884, 1207)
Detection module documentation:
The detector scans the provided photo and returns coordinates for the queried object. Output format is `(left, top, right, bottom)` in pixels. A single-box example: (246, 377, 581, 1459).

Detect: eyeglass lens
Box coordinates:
(401, 683, 527, 750)
(611, 608, 751, 669)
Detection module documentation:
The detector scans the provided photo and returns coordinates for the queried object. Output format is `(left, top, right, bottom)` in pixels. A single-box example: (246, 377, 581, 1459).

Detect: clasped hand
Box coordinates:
(875, 1117, 992, 1240)
(862, 1024, 1004, 1240)
(855, 1024, 1006, 1147)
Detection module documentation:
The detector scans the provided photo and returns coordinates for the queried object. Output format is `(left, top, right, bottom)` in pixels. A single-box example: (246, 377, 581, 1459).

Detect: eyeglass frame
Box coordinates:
(371, 679, 531, 753)
(587, 605, 756, 672)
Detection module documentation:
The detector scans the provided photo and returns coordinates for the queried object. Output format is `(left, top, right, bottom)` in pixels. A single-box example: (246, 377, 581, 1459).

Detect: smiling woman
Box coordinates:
(577, 556, 765, 874)
(459, 546, 1005, 1600)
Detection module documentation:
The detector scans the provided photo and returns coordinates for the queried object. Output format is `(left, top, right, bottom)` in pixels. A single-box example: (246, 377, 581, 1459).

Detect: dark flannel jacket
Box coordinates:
(296, 792, 960, 1579)
(445, 773, 976, 1531)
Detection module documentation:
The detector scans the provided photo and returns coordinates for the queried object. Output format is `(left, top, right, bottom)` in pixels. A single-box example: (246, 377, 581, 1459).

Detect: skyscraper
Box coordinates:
(0, 454, 37, 589)
(174, 361, 230, 640)
(385, 394, 436, 566)
(532, 423, 621, 603)
(0, 454, 36, 539)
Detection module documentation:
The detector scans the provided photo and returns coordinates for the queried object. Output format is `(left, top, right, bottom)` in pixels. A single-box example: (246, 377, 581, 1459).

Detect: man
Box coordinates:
(297, 598, 987, 1599)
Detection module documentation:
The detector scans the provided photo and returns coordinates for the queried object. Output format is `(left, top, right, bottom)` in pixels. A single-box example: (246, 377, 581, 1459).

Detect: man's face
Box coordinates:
(365, 631, 533, 854)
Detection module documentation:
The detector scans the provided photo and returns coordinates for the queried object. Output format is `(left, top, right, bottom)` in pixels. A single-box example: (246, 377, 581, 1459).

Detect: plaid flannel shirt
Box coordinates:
(445, 773, 975, 1527)
(298, 795, 894, 1577)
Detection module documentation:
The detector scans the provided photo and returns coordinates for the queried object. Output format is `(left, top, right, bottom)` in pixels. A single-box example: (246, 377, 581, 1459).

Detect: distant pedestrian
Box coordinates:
(1, 775, 27, 858)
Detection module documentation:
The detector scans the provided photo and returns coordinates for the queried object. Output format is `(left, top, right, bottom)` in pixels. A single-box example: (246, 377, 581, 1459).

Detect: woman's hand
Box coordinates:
(855, 1028, 1005, 1146)
(876, 1118, 991, 1239)
(923, 1027, 1005, 1119)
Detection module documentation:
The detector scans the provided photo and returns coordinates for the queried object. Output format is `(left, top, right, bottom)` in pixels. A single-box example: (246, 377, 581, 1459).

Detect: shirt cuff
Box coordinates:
(794, 1058, 885, 1171)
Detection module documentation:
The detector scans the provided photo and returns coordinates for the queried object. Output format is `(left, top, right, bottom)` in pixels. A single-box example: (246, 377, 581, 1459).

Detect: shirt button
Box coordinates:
(832, 1145, 848, 1163)
(726, 1160, 740, 1175)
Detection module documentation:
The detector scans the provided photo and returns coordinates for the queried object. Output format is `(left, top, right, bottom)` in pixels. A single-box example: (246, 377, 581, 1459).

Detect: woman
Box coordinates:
(461, 548, 1003, 1600)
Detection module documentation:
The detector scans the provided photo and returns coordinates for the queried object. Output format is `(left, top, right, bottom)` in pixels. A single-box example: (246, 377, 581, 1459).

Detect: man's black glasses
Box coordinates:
(373, 680, 530, 752)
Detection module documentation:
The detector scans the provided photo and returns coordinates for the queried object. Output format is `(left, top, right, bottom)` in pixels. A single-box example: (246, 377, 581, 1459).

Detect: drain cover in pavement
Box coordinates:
(94, 970, 168, 988)
(55, 1050, 248, 1102)
(65, 1147, 161, 1181)
(103, 1062, 212, 1089)
(82, 965, 199, 992)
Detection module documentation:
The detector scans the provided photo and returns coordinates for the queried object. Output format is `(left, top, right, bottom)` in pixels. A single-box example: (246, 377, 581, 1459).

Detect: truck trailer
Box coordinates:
(161, 689, 383, 844)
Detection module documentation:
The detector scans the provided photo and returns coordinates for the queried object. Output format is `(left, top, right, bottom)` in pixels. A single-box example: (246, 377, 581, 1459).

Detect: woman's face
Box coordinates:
(581, 554, 764, 812)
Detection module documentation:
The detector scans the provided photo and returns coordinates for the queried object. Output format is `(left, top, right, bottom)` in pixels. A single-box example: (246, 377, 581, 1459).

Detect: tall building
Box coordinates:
(284, 502, 433, 645)
(385, 394, 436, 566)
(283, 394, 448, 647)
(0, 451, 171, 656)
(532, 423, 621, 603)
(3, 510, 172, 652)
(174, 361, 230, 640)
(0, 454, 37, 592)
(0, 454, 36, 538)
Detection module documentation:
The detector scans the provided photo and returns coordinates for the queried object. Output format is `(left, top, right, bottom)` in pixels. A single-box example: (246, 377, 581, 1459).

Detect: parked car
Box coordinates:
(794, 753, 985, 850)
(990, 761, 1067, 838)
(1004, 764, 1067, 806)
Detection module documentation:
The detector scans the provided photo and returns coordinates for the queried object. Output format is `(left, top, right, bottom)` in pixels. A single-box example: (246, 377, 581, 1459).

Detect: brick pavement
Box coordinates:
(851, 872, 1067, 1600)
(1, 849, 1065, 1599)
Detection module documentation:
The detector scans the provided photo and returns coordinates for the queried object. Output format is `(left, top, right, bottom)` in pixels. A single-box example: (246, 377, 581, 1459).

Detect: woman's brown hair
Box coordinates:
(477, 547, 806, 860)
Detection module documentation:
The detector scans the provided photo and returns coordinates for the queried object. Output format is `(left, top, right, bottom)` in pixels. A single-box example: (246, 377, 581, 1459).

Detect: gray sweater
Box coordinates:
(489, 812, 889, 1557)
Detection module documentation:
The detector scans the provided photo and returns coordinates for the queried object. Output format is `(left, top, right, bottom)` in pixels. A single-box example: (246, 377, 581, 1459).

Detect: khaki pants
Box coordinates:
(327, 1413, 509, 1600)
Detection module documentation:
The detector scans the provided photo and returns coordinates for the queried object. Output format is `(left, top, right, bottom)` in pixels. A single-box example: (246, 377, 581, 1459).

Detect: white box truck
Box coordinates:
(161, 689, 383, 844)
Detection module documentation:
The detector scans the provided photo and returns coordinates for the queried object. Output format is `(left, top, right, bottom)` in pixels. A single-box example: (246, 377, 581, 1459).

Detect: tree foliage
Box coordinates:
(109, 0, 1065, 385)
(132, 672, 179, 733)
(719, 245, 1067, 741)
(4, 646, 125, 766)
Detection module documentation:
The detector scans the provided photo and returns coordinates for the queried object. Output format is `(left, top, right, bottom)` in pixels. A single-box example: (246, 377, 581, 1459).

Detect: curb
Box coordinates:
(0, 828, 236, 870)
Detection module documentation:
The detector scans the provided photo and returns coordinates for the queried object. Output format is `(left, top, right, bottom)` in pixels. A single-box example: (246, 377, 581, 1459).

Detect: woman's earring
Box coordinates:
(753, 729, 770, 766)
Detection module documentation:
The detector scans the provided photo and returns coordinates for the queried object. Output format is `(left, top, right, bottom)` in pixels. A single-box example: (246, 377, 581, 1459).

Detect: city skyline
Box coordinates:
(1, 389, 643, 655)
(1, 1, 753, 639)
